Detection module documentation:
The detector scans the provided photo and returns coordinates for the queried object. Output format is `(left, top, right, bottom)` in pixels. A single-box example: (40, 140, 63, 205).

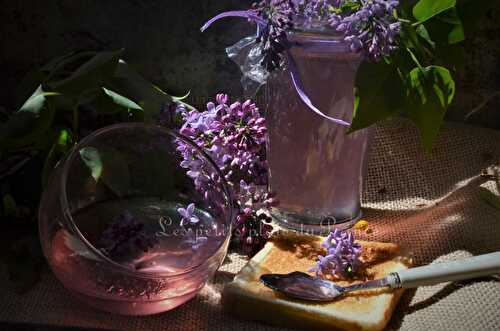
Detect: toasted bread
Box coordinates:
(222, 232, 410, 331)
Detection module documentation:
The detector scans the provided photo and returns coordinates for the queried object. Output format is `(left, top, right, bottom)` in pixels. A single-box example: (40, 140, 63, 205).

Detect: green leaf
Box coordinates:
(0, 86, 57, 150)
(432, 66, 456, 106)
(19, 85, 59, 115)
(436, 8, 465, 44)
(448, 23, 465, 44)
(73, 87, 126, 115)
(102, 87, 143, 111)
(437, 7, 462, 25)
(15, 70, 47, 109)
(111, 61, 197, 119)
(79, 147, 103, 182)
(406, 66, 455, 152)
(40, 51, 93, 75)
(42, 128, 73, 187)
(172, 90, 191, 102)
(50, 50, 123, 97)
(87, 92, 124, 115)
(409, 66, 455, 108)
(112, 61, 170, 118)
(56, 128, 71, 149)
(336, 1, 361, 14)
(79, 146, 130, 197)
(350, 61, 405, 131)
(157, 86, 196, 112)
(416, 24, 436, 49)
(478, 187, 500, 211)
(399, 22, 433, 63)
(2, 194, 18, 217)
(97, 60, 197, 120)
(15, 53, 91, 107)
(413, 0, 457, 23)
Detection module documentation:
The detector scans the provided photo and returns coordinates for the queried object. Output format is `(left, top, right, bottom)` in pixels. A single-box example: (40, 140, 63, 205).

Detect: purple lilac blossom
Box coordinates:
(98, 211, 158, 262)
(178, 203, 200, 226)
(308, 229, 362, 278)
(253, 0, 297, 70)
(300, 0, 342, 22)
(177, 203, 208, 251)
(182, 229, 209, 251)
(205, 0, 400, 71)
(178, 94, 270, 200)
(329, 0, 401, 60)
(254, 0, 400, 63)
(291, 0, 401, 60)
(176, 94, 277, 256)
(234, 209, 274, 256)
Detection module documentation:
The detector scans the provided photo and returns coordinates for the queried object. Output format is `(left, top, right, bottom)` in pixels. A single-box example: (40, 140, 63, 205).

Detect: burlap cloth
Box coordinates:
(1, 119, 499, 331)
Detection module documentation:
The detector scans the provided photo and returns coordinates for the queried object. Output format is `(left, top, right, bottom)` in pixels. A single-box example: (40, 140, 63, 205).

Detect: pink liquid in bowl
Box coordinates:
(47, 198, 228, 315)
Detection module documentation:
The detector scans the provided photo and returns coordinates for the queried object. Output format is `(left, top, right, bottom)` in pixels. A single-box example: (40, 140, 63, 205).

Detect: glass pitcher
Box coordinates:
(266, 30, 373, 233)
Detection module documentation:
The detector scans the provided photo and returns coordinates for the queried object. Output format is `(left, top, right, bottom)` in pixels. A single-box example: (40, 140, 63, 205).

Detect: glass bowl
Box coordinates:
(39, 123, 233, 315)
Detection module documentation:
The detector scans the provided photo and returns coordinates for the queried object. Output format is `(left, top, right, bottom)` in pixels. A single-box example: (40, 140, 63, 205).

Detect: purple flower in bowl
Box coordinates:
(182, 229, 208, 251)
(177, 203, 200, 226)
(97, 211, 158, 262)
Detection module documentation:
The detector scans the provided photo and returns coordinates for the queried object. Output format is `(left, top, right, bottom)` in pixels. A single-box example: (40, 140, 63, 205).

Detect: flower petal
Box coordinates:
(187, 203, 195, 214)
(177, 208, 188, 218)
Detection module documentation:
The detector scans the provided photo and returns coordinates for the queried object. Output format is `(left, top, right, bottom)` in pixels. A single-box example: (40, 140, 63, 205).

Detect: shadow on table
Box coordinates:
(364, 120, 500, 205)
(388, 275, 500, 331)
(360, 175, 500, 265)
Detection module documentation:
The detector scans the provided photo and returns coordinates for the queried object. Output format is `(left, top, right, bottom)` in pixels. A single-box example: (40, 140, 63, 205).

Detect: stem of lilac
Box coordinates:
(286, 51, 351, 127)
(200, 10, 267, 33)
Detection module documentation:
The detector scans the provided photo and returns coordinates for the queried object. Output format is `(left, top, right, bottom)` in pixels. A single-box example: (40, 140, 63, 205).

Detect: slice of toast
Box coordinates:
(222, 232, 410, 331)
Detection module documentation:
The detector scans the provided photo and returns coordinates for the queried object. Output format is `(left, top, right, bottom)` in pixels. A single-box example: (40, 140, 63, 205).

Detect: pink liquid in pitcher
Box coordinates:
(266, 33, 372, 233)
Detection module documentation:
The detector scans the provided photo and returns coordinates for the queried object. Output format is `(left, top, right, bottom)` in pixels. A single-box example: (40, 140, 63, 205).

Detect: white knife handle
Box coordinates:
(394, 252, 500, 289)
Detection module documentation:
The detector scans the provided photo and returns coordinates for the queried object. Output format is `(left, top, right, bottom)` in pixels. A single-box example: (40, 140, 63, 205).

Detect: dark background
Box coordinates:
(0, 0, 499, 129)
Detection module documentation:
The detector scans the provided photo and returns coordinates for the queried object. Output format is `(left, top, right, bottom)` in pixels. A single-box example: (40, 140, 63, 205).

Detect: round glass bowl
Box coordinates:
(39, 123, 233, 315)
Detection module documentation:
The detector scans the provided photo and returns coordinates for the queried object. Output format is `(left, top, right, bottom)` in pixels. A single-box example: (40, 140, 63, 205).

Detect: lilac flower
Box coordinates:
(233, 209, 274, 256)
(299, 0, 342, 23)
(182, 229, 208, 251)
(309, 229, 362, 278)
(177, 94, 269, 197)
(206, 0, 401, 69)
(98, 211, 158, 262)
(253, 0, 297, 70)
(252, 0, 401, 65)
(329, 0, 401, 60)
(176, 94, 276, 256)
(178, 203, 200, 226)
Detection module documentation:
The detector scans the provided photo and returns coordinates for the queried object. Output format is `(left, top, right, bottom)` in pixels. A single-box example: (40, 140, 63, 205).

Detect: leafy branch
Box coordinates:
(1, 50, 190, 183)
(0, 50, 192, 291)
(351, 0, 495, 153)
